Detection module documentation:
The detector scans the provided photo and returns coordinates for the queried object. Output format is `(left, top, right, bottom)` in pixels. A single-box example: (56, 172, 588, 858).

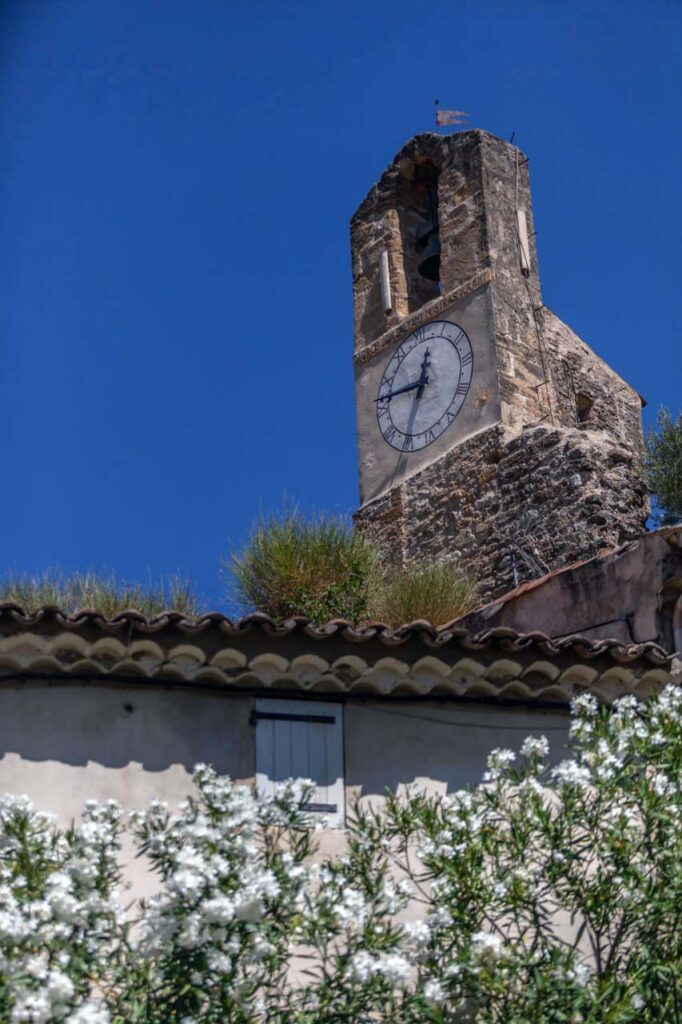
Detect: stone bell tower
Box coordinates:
(352, 130, 648, 601)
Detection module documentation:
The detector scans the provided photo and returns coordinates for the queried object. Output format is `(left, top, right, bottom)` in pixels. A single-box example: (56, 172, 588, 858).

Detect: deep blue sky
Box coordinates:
(1, 0, 680, 610)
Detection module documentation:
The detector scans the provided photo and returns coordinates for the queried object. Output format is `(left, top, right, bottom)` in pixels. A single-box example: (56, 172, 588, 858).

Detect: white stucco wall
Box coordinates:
(345, 700, 569, 802)
(0, 682, 254, 823)
(0, 680, 572, 891)
(0, 680, 569, 817)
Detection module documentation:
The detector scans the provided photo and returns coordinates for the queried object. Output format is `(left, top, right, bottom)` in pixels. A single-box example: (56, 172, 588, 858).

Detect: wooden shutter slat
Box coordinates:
(254, 698, 345, 828)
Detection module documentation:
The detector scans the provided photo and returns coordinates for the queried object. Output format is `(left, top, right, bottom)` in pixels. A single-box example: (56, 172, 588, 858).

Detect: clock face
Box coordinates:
(376, 320, 474, 452)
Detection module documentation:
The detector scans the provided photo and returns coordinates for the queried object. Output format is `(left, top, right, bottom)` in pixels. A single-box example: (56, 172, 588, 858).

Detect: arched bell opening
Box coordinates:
(397, 159, 442, 313)
(415, 179, 441, 284)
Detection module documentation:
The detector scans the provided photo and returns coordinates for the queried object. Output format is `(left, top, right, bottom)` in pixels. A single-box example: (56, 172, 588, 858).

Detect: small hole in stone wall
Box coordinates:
(123, 702, 134, 715)
(576, 393, 594, 427)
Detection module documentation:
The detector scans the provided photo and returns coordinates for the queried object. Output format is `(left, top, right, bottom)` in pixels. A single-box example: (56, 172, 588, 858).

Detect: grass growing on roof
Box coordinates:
(0, 569, 203, 618)
(225, 507, 381, 623)
(370, 558, 479, 628)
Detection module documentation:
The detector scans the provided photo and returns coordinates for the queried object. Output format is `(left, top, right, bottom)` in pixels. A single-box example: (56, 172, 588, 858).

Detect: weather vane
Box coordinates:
(434, 100, 469, 129)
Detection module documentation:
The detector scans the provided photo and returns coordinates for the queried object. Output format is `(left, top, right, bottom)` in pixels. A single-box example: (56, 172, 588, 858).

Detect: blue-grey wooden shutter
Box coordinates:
(254, 698, 345, 827)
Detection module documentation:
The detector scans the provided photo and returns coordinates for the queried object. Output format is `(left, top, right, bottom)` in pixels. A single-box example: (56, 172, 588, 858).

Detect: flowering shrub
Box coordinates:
(0, 686, 681, 1022)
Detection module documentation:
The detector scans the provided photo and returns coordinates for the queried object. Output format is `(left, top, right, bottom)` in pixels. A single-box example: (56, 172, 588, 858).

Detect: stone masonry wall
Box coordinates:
(479, 139, 644, 446)
(479, 134, 550, 430)
(541, 309, 644, 449)
(351, 131, 541, 357)
(355, 422, 649, 603)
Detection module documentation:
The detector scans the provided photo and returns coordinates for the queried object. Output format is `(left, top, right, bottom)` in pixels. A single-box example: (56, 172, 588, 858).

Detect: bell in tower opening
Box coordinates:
(401, 160, 441, 309)
(416, 185, 440, 283)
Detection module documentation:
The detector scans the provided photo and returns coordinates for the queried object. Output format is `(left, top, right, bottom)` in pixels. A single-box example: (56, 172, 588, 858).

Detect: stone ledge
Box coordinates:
(354, 268, 493, 367)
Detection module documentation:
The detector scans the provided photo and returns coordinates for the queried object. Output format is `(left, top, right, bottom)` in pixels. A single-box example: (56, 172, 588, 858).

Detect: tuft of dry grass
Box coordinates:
(370, 559, 479, 628)
(224, 508, 381, 623)
(0, 569, 203, 618)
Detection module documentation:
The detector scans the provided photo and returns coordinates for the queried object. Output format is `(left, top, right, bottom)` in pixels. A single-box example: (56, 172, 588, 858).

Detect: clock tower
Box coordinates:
(352, 130, 648, 601)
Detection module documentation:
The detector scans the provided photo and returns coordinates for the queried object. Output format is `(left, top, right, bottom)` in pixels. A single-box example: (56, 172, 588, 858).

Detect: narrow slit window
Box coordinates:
(576, 393, 594, 427)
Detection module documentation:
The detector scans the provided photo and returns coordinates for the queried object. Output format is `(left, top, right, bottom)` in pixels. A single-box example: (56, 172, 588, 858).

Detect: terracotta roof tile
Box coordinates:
(0, 601, 670, 663)
(0, 602, 674, 709)
(0, 602, 672, 658)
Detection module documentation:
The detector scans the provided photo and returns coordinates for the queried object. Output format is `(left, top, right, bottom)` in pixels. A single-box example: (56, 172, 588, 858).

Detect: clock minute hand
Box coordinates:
(374, 379, 422, 403)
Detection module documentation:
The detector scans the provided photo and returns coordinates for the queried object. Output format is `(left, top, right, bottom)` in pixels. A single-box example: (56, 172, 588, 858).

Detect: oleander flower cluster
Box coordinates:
(0, 685, 680, 1022)
(0, 796, 122, 1024)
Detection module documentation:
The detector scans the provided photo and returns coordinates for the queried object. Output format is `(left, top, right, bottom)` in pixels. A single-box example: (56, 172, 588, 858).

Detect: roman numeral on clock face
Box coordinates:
(374, 320, 473, 453)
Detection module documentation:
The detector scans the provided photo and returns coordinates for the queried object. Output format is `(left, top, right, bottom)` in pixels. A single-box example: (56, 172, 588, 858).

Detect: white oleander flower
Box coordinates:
(200, 894, 235, 924)
(521, 735, 549, 759)
(471, 930, 504, 961)
(207, 950, 232, 975)
(349, 950, 374, 983)
(403, 918, 431, 948)
(11, 991, 52, 1024)
(424, 977, 446, 1004)
(571, 693, 599, 717)
(484, 748, 516, 780)
(65, 1004, 111, 1024)
(334, 886, 369, 927)
(651, 772, 673, 797)
(552, 759, 592, 789)
(376, 952, 411, 986)
(46, 968, 75, 1003)
(568, 961, 590, 987)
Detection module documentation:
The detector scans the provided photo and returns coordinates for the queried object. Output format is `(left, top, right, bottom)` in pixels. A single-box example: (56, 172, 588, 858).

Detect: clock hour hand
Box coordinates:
(416, 347, 431, 399)
(375, 379, 423, 403)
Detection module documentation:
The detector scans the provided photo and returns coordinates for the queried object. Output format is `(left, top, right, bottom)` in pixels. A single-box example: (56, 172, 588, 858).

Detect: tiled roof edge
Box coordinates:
(0, 603, 671, 668)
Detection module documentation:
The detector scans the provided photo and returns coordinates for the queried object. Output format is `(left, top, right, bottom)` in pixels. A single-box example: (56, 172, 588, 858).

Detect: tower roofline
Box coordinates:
(351, 129, 529, 225)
